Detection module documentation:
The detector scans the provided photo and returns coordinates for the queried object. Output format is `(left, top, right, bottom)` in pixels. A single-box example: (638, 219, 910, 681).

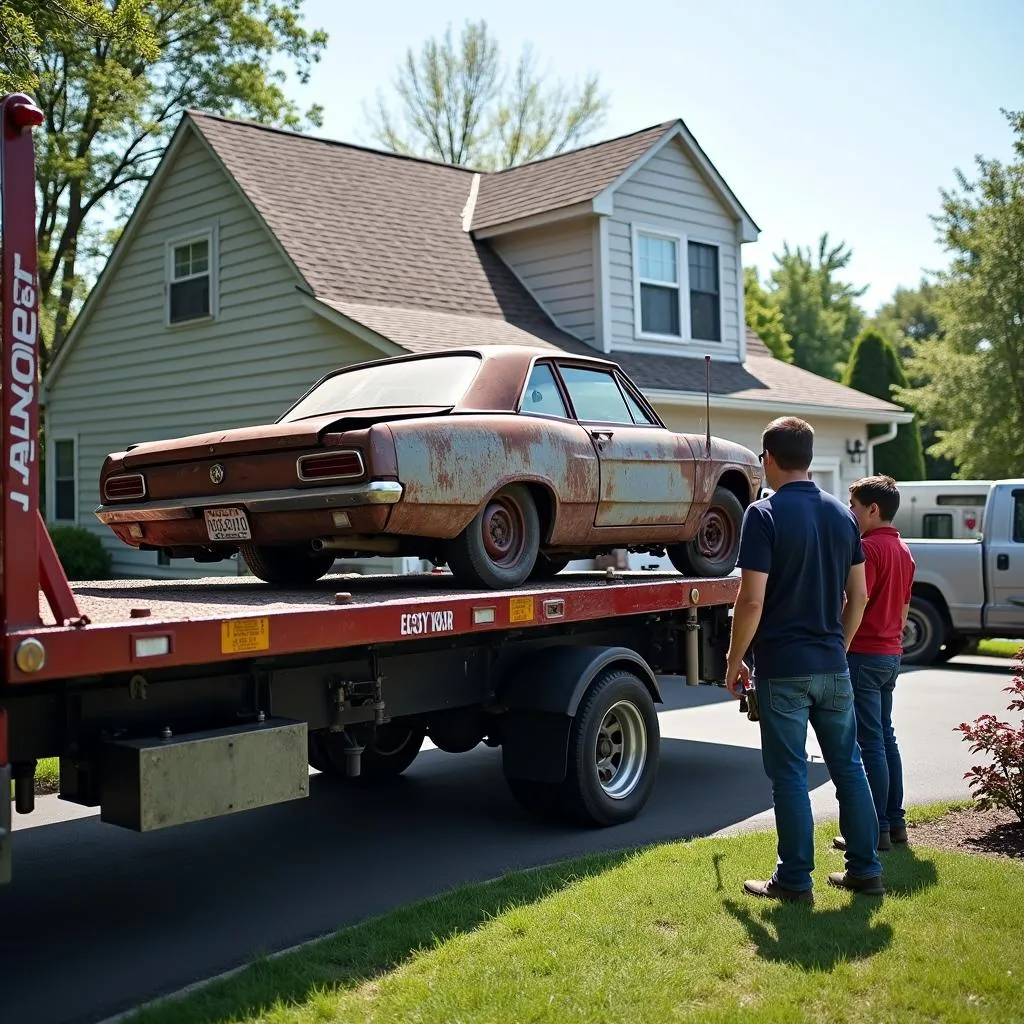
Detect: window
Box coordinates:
(1013, 492, 1024, 543)
(936, 494, 988, 506)
(52, 438, 76, 522)
(922, 513, 953, 539)
(520, 363, 568, 418)
(621, 386, 657, 425)
(560, 366, 637, 424)
(636, 232, 680, 337)
(168, 234, 214, 324)
(688, 242, 721, 342)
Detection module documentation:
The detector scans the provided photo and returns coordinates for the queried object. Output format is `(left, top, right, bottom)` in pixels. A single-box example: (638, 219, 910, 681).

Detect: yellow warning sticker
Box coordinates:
(221, 617, 270, 654)
(509, 596, 535, 623)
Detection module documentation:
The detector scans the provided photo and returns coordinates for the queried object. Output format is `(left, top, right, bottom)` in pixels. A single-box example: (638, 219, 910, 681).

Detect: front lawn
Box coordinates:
(128, 801, 1023, 1024)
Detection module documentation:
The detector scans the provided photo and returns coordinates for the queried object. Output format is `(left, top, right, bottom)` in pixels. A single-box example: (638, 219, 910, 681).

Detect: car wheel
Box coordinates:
(901, 596, 945, 665)
(528, 552, 571, 581)
(446, 484, 540, 588)
(239, 543, 336, 586)
(935, 634, 969, 663)
(666, 485, 744, 577)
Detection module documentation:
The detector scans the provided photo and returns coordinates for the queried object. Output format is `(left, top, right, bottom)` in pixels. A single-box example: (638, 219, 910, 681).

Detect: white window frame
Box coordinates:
(809, 456, 843, 497)
(165, 226, 219, 327)
(48, 434, 78, 524)
(629, 223, 726, 352)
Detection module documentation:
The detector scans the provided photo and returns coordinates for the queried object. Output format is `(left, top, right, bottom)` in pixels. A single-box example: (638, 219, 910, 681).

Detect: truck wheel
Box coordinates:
(562, 667, 660, 826)
(446, 484, 540, 589)
(902, 596, 945, 665)
(667, 486, 744, 578)
(935, 634, 969, 663)
(528, 552, 571, 581)
(309, 723, 426, 780)
(240, 544, 336, 586)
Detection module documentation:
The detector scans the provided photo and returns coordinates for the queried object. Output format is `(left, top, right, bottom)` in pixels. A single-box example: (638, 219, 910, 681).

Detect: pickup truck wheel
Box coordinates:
(446, 484, 540, 588)
(309, 723, 426, 781)
(901, 596, 945, 665)
(528, 553, 571, 581)
(240, 544, 336, 586)
(936, 634, 969, 663)
(666, 486, 744, 578)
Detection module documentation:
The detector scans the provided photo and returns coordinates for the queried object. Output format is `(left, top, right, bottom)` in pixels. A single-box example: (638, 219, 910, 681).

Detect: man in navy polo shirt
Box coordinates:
(725, 416, 883, 903)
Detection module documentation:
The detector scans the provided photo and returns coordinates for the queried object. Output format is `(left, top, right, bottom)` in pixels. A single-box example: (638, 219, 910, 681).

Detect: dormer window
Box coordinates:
(166, 228, 218, 326)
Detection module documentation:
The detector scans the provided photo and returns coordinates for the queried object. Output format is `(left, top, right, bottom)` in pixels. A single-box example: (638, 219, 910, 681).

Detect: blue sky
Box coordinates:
(284, 0, 1023, 313)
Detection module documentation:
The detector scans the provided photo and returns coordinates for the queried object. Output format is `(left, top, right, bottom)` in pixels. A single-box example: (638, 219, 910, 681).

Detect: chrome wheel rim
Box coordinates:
(594, 700, 647, 799)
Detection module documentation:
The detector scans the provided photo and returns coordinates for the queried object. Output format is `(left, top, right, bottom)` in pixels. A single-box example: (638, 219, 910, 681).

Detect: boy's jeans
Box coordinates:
(846, 652, 906, 834)
(756, 670, 882, 890)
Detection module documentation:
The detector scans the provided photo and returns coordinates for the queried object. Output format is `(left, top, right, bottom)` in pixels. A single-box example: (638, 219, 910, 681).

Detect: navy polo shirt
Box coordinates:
(736, 480, 864, 678)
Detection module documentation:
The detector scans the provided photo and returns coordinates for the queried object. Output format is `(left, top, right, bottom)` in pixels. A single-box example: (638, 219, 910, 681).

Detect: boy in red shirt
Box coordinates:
(835, 474, 916, 853)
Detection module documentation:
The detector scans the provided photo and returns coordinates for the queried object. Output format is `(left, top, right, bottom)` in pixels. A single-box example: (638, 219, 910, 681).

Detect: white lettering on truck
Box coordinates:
(8, 251, 37, 511)
(400, 609, 455, 636)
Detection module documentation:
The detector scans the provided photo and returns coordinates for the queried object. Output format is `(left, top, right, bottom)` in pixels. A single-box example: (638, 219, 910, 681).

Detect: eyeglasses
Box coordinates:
(758, 451, 766, 463)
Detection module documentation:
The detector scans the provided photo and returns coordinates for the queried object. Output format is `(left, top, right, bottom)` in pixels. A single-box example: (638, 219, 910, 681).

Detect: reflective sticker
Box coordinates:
(221, 617, 270, 654)
(509, 596, 535, 623)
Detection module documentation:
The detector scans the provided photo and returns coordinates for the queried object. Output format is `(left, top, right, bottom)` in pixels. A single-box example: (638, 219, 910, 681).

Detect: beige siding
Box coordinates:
(43, 129, 381, 578)
(607, 138, 742, 358)
(492, 219, 597, 344)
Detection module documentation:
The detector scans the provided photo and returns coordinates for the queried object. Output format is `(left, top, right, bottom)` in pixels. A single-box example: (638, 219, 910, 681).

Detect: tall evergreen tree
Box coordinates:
(842, 328, 926, 480)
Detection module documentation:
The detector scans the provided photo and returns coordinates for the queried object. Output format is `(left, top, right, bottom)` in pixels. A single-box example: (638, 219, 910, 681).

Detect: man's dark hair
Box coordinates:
(849, 474, 900, 522)
(762, 416, 814, 471)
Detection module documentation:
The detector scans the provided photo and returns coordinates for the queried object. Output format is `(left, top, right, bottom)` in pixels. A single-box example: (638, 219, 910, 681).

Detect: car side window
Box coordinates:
(520, 363, 569, 418)
(619, 380, 657, 425)
(1013, 491, 1024, 543)
(559, 366, 636, 424)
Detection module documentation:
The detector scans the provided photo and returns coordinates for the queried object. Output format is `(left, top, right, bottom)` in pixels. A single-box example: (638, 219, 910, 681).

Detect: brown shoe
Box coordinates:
(827, 870, 884, 895)
(833, 831, 891, 852)
(743, 878, 814, 904)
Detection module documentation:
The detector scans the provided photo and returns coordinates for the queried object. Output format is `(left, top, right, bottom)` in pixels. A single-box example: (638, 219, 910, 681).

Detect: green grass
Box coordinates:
(125, 800, 1024, 1024)
(977, 638, 1022, 659)
(7, 756, 59, 799)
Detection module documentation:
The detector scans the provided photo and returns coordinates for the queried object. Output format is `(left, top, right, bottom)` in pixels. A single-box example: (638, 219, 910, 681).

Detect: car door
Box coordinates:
(555, 363, 693, 527)
(984, 486, 1024, 630)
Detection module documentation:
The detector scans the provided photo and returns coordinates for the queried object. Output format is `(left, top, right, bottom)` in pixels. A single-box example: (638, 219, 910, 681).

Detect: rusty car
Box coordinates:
(94, 346, 763, 589)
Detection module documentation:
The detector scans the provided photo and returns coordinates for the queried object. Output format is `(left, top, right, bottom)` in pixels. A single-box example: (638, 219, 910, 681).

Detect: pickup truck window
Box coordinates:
(1013, 491, 1024, 543)
(922, 513, 953, 539)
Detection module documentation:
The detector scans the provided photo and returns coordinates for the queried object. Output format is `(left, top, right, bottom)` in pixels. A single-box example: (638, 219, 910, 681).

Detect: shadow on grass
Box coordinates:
(722, 846, 939, 971)
(131, 850, 635, 1024)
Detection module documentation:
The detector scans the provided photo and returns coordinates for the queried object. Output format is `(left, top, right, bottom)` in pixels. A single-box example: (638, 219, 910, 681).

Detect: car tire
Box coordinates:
(446, 484, 540, 588)
(239, 543, 337, 586)
(666, 485, 744, 577)
(935, 634, 969, 663)
(308, 722, 426, 781)
(528, 552, 571, 581)
(901, 595, 945, 665)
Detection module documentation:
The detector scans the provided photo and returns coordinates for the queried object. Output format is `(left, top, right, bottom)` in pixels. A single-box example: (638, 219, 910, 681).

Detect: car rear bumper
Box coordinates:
(95, 481, 404, 524)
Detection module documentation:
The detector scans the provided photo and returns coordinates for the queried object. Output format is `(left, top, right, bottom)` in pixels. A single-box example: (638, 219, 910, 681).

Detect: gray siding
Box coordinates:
(492, 219, 597, 344)
(607, 138, 742, 358)
(43, 128, 380, 578)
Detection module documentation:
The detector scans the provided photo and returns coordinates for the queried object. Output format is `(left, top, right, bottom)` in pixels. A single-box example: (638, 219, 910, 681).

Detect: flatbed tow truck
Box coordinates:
(0, 92, 739, 885)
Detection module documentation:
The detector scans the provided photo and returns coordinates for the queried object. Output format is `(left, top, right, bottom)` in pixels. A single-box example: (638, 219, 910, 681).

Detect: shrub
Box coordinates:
(48, 525, 113, 581)
(955, 652, 1024, 823)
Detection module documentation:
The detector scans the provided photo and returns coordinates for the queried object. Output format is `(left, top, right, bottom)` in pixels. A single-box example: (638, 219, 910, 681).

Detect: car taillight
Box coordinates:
(297, 449, 365, 481)
(103, 473, 147, 501)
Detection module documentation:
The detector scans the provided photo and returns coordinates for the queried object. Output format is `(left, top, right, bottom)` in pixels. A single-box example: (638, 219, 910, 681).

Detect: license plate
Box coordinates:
(204, 507, 251, 542)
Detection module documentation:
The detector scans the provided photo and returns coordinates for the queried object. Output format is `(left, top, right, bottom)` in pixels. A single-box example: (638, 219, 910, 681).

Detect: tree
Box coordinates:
(25, 0, 327, 368)
(765, 233, 866, 380)
(896, 108, 1024, 479)
(842, 328, 925, 480)
(366, 19, 608, 169)
(743, 266, 793, 361)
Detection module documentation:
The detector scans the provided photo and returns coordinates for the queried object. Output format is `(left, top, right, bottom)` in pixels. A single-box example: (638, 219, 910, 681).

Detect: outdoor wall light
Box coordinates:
(846, 438, 866, 464)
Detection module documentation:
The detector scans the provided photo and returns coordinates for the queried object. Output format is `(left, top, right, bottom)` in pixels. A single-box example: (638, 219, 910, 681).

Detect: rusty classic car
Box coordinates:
(95, 346, 763, 589)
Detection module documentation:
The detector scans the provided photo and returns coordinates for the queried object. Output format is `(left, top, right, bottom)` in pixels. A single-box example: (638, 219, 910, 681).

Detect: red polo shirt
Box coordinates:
(850, 525, 916, 655)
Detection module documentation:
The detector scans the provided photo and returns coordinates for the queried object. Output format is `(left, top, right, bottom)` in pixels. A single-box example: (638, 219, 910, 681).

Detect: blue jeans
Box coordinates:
(847, 652, 905, 833)
(755, 671, 882, 890)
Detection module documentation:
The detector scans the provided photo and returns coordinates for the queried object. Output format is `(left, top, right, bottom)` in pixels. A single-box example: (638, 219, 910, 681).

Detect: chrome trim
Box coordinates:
(102, 472, 148, 503)
(296, 448, 365, 483)
(94, 480, 403, 524)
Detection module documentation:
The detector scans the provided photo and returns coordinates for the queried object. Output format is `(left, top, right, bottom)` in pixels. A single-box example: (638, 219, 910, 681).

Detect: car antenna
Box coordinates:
(704, 354, 712, 458)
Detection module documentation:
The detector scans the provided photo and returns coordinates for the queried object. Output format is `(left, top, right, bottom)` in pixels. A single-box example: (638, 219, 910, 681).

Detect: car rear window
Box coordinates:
(281, 354, 482, 421)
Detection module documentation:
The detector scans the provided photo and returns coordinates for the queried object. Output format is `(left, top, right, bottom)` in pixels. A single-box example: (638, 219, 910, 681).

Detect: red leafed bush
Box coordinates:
(955, 655, 1024, 823)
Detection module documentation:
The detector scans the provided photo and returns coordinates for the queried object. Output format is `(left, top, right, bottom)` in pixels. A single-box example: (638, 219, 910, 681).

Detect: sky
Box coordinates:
(278, 0, 1023, 314)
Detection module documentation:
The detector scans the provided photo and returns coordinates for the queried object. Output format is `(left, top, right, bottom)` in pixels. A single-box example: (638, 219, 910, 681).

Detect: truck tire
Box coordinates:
(902, 595, 945, 665)
(935, 634, 969, 663)
(446, 484, 540, 589)
(528, 552, 571, 581)
(309, 722, 426, 781)
(240, 544, 336, 586)
(506, 667, 659, 827)
(667, 485, 744, 578)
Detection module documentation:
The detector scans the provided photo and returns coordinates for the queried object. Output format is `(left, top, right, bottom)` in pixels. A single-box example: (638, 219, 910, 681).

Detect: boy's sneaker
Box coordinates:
(890, 825, 908, 844)
(833, 830, 891, 852)
(828, 871, 885, 896)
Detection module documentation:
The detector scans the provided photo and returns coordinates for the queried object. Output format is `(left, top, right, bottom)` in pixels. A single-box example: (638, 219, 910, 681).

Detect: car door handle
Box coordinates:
(997, 553, 1009, 570)
(590, 430, 614, 442)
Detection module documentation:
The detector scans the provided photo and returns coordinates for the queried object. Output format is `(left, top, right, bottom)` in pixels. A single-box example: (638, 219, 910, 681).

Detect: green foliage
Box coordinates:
(365, 19, 609, 170)
(842, 329, 925, 480)
(896, 109, 1024, 479)
(48, 525, 112, 580)
(743, 266, 793, 361)
(26, 0, 327, 367)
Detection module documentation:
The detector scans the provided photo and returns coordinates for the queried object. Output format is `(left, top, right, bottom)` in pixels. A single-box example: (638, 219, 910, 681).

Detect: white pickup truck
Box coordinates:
(902, 479, 1024, 663)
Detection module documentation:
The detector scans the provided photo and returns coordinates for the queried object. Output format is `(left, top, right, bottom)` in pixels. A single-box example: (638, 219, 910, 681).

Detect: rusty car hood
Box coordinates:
(119, 407, 450, 468)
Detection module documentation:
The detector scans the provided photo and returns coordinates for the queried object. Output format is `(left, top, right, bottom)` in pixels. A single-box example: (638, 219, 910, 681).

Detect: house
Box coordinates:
(41, 111, 912, 578)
